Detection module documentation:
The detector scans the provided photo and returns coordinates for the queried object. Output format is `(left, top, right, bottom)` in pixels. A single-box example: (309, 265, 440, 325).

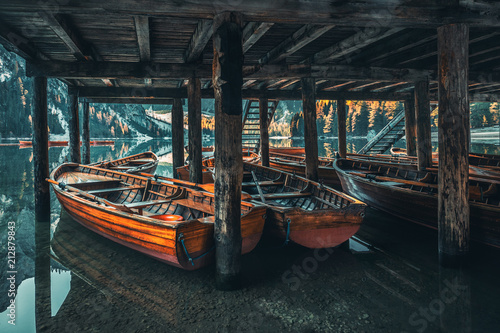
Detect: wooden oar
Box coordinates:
(139, 172, 198, 187)
(349, 172, 438, 188)
(251, 171, 267, 203)
(46, 178, 134, 213)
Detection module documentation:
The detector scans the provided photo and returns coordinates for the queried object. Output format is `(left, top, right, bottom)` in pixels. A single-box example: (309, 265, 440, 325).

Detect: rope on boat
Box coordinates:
(178, 233, 215, 266)
(283, 219, 291, 246)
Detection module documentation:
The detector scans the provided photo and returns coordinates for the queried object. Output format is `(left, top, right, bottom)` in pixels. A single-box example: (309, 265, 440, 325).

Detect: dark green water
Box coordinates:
(0, 138, 499, 332)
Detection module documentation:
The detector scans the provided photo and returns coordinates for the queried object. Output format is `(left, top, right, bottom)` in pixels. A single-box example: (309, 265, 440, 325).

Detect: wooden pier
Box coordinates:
(2, 0, 500, 285)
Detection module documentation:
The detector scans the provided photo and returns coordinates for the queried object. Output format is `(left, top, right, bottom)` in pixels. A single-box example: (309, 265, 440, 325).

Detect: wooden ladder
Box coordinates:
(242, 99, 279, 152)
(358, 109, 406, 155)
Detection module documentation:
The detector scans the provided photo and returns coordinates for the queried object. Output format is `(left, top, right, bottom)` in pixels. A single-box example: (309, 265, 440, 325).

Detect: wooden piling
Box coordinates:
(437, 23, 470, 267)
(188, 77, 203, 183)
(172, 98, 184, 179)
(404, 95, 417, 156)
(68, 90, 81, 163)
(414, 80, 432, 170)
(301, 77, 319, 181)
(81, 99, 91, 164)
(32, 76, 50, 223)
(213, 12, 243, 290)
(259, 97, 270, 167)
(337, 99, 347, 158)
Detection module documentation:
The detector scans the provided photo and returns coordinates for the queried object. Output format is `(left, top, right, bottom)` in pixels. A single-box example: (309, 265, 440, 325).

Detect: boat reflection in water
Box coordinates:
(50, 212, 180, 327)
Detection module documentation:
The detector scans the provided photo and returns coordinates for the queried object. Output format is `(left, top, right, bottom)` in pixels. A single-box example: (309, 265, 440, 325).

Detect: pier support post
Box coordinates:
(32, 76, 50, 223)
(68, 89, 81, 163)
(81, 99, 91, 164)
(302, 77, 319, 181)
(259, 97, 270, 167)
(404, 95, 417, 156)
(188, 77, 203, 183)
(213, 12, 243, 290)
(33, 76, 52, 329)
(172, 98, 185, 179)
(414, 80, 432, 170)
(437, 23, 470, 267)
(337, 99, 347, 158)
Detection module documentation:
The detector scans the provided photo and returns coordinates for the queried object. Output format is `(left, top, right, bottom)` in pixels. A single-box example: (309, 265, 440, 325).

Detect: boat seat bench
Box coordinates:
(126, 199, 173, 214)
(251, 191, 312, 200)
(241, 181, 284, 187)
(174, 199, 214, 215)
(87, 185, 145, 195)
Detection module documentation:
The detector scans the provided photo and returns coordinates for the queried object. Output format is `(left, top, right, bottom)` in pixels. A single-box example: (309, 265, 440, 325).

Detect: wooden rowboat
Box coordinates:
(334, 158, 500, 248)
(19, 140, 114, 147)
(49, 163, 266, 270)
(268, 151, 341, 187)
(175, 158, 366, 248)
(176, 152, 260, 183)
(93, 151, 159, 174)
(269, 146, 306, 156)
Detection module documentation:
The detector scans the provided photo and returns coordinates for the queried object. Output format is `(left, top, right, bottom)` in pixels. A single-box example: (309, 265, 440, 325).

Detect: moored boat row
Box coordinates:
(49, 162, 266, 270)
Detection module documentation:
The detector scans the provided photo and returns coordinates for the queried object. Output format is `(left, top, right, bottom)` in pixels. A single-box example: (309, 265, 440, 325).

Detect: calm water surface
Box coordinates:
(0, 138, 499, 332)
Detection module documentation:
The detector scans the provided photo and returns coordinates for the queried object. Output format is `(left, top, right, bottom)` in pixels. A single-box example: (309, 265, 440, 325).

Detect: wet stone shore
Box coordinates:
(35, 208, 500, 333)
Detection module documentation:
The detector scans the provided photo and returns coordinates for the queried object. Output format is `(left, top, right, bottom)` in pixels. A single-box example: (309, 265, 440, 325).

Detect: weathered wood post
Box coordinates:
(172, 98, 185, 179)
(259, 97, 270, 167)
(301, 78, 319, 181)
(213, 12, 243, 290)
(337, 99, 347, 158)
(68, 89, 81, 163)
(81, 99, 91, 164)
(188, 77, 203, 183)
(414, 80, 432, 170)
(404, 95, 417, 156)
(33, 76, 52, 327)
(437, 23, 470, 267)
(32, 76, 50, 223)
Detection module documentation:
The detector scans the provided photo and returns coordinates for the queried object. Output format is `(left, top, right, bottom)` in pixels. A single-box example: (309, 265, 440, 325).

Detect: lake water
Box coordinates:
(0, 138, 499, 332)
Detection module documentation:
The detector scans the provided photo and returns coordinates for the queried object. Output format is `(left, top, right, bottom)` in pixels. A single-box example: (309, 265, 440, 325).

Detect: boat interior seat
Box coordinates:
(87, 185, 145, 195)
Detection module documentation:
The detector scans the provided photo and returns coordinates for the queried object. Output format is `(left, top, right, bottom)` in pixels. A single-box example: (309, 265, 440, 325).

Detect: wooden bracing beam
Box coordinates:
(0, 20, 48, 60)
(259, 24, 334, 64)
(242, 22, 274, 53)
(309, 28, 404, 64)
(184, 19, 212, 63)
(134, 16, 150, 62)
(38, 12, 90, 61)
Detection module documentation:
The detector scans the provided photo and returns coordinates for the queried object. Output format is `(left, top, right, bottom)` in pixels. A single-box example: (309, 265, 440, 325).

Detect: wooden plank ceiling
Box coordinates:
(0, 0, 500, 102)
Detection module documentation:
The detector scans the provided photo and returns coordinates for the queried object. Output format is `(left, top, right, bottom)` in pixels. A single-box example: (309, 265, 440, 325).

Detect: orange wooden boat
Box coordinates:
(268, 151, 341, 187)
(93, 152, 159, 174)
(19, 140, 114, 147)
(269, 147, 306, 156)
(175, 158, 366, 248)
(176, 152, 260, 183)
(49, 163, 266, 270)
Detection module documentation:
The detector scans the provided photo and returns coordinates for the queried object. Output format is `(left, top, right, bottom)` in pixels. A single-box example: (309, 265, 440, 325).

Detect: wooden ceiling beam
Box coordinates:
(259, 24, 334, 65)
(38, 12, 91, 61)
(88, 97, 173, 105)
(0, 20, 48, 60)
(76, 86, 412, 101)
(184, 19, 212, 63)
(242, 22, 274, 53)
(3, 1, 500, 27)
(134, 16, 150, 62)
(308, 28, 404, 64)
(26, 60, 500, 84)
